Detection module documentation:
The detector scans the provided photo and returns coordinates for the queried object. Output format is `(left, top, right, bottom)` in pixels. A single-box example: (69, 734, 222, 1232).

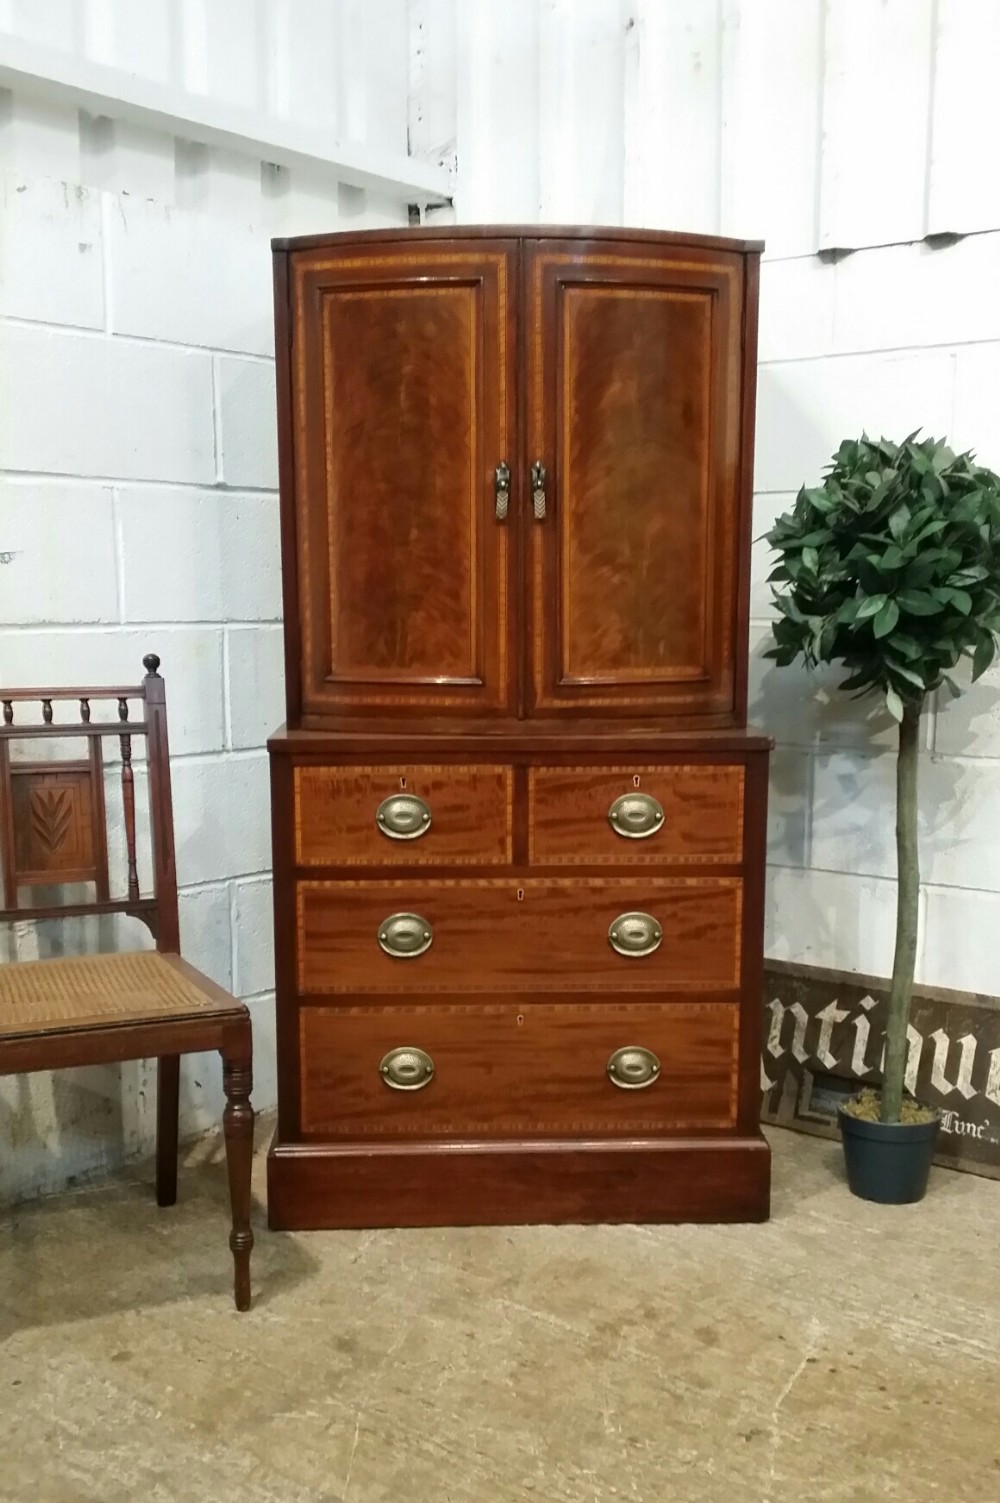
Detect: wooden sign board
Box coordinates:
(762, 959, 1000, 1180)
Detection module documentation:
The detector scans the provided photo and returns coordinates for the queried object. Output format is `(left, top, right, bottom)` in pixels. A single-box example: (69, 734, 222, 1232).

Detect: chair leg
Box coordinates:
(156, 1054, 180, 1207)
(222, 1023, 254, 1312)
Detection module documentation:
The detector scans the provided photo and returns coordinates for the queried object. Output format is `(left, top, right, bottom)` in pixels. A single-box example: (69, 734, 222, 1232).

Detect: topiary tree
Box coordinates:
(766, 434, 1000, 1123)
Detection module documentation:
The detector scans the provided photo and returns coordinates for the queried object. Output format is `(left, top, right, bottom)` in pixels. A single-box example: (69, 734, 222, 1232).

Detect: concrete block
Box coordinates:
(952, 343, 1000, 467)
(921, 755, 1000, 893)
(170, 753, 271, 887)
(0, 92, 80, 182)
(0, 629, 225, 756)
(216, 357, 279, 489)
(749, 625, 898, 753)
(227, 627, 285, 750)
(1, 325, 215, 483)
(921, 885, 1000, 994)
(110, 197, 273, 356)
(119, 489, 281, 623)
(232, 877, 275, 997)
(933, 661, 1000, 759)
(0, 479, 117, 624)
(755, 349, 955, 494)
(749, 492, 795, 622)
(179, 882, 233, 992)
(807, 749, 898, 881)
(765, 864, 912, 980)
(766, 748, 812, 869)
(833, 234, 1000, 355)
(0, 174, 104, 328)
(758, 256, 836, 363)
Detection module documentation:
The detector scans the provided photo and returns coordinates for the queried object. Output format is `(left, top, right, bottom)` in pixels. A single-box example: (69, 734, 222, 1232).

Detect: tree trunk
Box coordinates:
(881, 700, 922, 1123)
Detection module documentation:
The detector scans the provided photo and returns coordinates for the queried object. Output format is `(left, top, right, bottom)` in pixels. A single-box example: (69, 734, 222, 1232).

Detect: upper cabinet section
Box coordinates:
(274, 228, 760, 730)
(282, 239, 517, 721)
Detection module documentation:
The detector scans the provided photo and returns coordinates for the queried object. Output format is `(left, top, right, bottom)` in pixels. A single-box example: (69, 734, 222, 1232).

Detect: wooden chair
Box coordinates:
(0, 654, 254, 1310)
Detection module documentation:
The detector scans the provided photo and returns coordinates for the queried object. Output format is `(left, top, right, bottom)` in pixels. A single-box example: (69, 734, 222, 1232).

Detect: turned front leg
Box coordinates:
(222, 1023, 255, 1311)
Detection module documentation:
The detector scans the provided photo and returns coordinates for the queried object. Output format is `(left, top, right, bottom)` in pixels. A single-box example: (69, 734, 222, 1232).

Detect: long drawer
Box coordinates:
(293, 764, 513, 866)
(296, 877, 742, 994)
(299, 1000, 740, 1137)
(528, 764, 744, 865)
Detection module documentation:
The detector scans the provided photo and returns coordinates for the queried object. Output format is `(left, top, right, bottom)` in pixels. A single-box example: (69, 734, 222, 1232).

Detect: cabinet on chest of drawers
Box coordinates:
(267, 225, 771, 1230)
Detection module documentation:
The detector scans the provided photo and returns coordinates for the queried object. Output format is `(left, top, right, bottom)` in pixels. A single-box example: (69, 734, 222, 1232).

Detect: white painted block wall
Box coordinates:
(0, 0, 414, 1201)
(423, 0, 1000, 999)
(4, 0, 1000, 1203)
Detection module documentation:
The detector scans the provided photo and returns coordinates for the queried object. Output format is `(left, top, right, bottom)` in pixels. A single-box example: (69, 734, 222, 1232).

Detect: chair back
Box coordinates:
(0, 654, 179, 952)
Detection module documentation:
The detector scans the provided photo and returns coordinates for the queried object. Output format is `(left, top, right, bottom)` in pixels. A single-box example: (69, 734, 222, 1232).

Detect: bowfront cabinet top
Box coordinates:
(273, 225, 761, 731)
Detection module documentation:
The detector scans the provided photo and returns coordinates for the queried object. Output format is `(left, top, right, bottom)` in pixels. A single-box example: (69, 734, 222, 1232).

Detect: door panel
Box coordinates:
(290, 242, 517, 719)
(525, 240, 746, 719)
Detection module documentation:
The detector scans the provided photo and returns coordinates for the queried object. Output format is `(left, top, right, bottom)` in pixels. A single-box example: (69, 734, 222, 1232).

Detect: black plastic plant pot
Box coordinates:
(838, 1106, 941, 1205)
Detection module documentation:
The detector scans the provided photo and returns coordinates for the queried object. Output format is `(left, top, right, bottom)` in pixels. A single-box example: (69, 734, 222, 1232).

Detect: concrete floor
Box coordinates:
(1, 1125, 997, 1503)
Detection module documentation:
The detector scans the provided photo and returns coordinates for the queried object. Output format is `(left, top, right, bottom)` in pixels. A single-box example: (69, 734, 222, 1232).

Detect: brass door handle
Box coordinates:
(376, 793, 432, 840)
(608, 912, 662, 957)
(607, 1046, 661, 1090)
(380, 1046, 435, 1090)
(608, 792, 665, 840)
(495, 461, 510, 521)
(531, 460, 547, 521)
(378, 913, 433, 958)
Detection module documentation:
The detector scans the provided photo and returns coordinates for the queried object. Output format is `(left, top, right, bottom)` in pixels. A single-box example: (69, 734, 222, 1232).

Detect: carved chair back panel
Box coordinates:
(0, 657, 179, 952)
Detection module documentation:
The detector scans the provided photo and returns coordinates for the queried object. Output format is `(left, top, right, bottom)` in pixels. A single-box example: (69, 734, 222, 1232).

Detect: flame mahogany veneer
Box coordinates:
(267, 225, 771, 1229)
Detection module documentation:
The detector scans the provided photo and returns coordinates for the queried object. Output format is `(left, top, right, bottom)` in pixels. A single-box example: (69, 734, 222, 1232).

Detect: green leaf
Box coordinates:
(888, 504, 911, 542)
(890, 632, 924, 660)
(973, 633, 996, 681)
(937, 586, 973, 614)
(872, 599, 900, 638)
(888, 662, 925, 690)
(802, 546, 819, 574)
(855, 594, 888, 620)
(885, 687, 904, 722)
(897, 590, 945, 615)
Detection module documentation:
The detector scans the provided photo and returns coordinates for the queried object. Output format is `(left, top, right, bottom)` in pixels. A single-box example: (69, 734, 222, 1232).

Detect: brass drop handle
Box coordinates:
(376, 793, 432, 840)
(531, 460, 547, 521)
(380, 1046, 435, 1091)
(495, 461, 511, 521)
(607, 1046, 661, 1090)
(608, 792, 665, 840)
(608, 912, 663, 958)
(378, 913, 434, 958)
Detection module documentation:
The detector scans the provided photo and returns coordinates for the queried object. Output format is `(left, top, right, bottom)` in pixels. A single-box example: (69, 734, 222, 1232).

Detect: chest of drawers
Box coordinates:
(266, 225, 771, 1228)
(267, 733, 770, 1227)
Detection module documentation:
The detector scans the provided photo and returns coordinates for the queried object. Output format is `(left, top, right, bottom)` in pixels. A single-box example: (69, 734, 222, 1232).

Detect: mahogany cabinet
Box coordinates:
(268, 226, 771, 1229)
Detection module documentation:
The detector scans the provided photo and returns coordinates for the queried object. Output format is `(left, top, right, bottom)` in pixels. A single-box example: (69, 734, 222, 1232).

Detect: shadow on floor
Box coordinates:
(0, 1120, 317, 1335)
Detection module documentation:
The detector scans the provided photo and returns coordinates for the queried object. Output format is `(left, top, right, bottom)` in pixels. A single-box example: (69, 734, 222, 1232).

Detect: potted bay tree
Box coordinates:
(765, 433, 1000, 1203)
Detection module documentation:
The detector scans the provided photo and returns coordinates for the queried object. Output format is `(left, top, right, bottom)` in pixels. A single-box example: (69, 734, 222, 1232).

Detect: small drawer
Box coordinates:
(293, 764, 513, 867)
(528, 765, 744, 865)
(296, 877, 742, 994)
(299, 1000, 740, 1137)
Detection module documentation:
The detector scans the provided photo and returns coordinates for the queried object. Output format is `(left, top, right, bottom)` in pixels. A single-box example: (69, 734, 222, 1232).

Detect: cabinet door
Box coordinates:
(524, 239, 752, 721)
(286, 241, 518, 720)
